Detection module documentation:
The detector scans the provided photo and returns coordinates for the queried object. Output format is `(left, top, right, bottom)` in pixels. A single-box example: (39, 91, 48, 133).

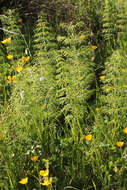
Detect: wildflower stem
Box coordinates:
(0, 27, 19, 34)
(18, 30, 32, 58)
(25, 185, 29, 190)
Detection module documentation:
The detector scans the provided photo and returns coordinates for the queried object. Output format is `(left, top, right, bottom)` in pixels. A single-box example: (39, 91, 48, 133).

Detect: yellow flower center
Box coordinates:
(116, 141, 124, 147)
(96, 107, 101, 111)
(16, 66, 23, 72)
(7, 76, 16, 83)
(19, 177, 28, 184)
(92, 45, 97, 50)
(122, 69, 127, 73)
(0, 134, 3, 140)
(85, 134, 92, 141)
(42, 177, 52, 186)
(18, 18, 22, 23)
(31, 156, 38, 162)
(123, 127, 127, 134)
(100, 76, 105, 80)
(7, 55, 13, 60)
(39, 169, 49, 177)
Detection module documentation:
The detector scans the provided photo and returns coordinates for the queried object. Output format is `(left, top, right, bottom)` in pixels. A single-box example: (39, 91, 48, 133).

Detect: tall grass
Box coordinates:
(0, 1, 127, 189)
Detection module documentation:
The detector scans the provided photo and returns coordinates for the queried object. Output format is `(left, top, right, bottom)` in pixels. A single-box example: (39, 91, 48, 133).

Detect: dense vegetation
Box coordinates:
(0, 0, 127, 189)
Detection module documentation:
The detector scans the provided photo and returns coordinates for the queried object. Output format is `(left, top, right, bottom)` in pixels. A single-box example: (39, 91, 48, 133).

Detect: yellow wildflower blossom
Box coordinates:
(39, 169, 49, 177)
(31, 156, 38, 162)
(0, 134, 3, 140)
(16, 66, 22, 72)
(19, 56, 30, 64)
(8, 37, 11, 41)
(1, 39, 7, 44)
(19, 57, 25, 62)
(8, 76, 16, 83)
(100, 76, 105, 80)
(123, 85, 127, 88)
(19, 177, 28, 184)
(105, 88, 110, 92)
(116, 141, 124, 147)
(123, 127, 127, 134)
(92, 45, 97, 50)
(42, 177, 52, 186)
(96, 107, 101, 111)
(85, 134, 92, 141)
(1, 37, 11, 44)
(25, 56, 30, 62)
(18, 18, 22, 23)
(12, 76, 16, 80)
(7, 55, 13, 60)
(122, 69, 127, 73)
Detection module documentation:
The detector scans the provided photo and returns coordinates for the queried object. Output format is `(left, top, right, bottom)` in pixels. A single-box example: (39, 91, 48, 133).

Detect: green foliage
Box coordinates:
(0, 43, 10, 108)
(93, 49, 127, 189)
(102, 0, 117, 49)
(0, 9, 25, 59)
(1, 1, 127, 190)
(32, 11, 58, 123)
(100, 50, 127, 137)
(0, 8, 27, 109)
(115, 1, 127, 47)
(55, 23, 95, 128)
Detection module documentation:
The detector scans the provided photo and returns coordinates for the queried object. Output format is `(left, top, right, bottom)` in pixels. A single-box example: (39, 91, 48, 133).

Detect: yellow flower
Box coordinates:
(100, 76, 105, 80)
(1, 39, 7, 44)
(18, 18, 22, 23)
(85, 134, 92, 141)
(19, 56, 30, 64)
(105, 88, 110, 92)
(92, 45, 97, 50)
(0, 134, 3, 140)
(16, 66, 22, 72)
(12, 76, 16, 80)
(19, 177, 28, 184)
(19, 57, 25, 61)
(116, 141, 124, 147)
(96, 107, 101, 111)
(1, 37, 11, 44)
(122, 69, 127, 73)
(8, 76, 16, 83)
(80, 35, 85, 40)
(39, 169, 49, 177)
(7, 37, 11, 42)
(7, 55, 13, 60)
(123, 127, 127, 134)
(42, 177, 52, 186)
(25, 56, 30, 62)
(31, 156, 38, 162)
(123, 85, 127, 88)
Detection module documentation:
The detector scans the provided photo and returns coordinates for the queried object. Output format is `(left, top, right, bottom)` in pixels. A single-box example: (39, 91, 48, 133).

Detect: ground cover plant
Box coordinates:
(0, 0, 127, 189)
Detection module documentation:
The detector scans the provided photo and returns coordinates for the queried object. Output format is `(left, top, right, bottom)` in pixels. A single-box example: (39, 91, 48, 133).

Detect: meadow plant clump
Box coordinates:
(1, 1, 127, 190)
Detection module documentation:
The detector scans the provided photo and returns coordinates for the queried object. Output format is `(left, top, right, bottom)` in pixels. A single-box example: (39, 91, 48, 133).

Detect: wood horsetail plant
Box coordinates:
(32, 11, 58, 123)
(55, 22, 96, 139)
